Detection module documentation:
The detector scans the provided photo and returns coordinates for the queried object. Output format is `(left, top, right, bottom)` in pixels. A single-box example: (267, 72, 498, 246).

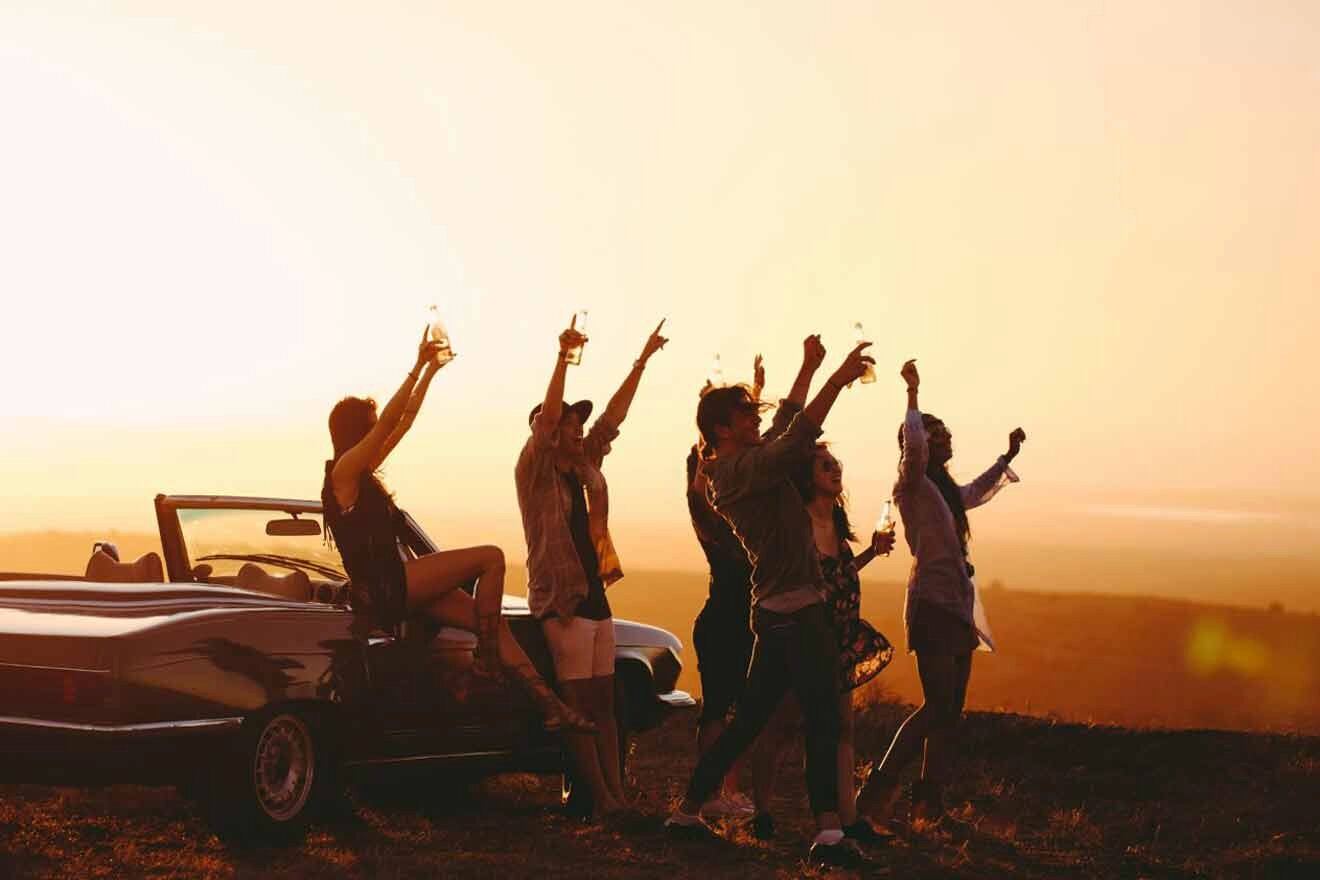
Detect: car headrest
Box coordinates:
(85, 549, 165, 584)
(235, 563, 312, 601)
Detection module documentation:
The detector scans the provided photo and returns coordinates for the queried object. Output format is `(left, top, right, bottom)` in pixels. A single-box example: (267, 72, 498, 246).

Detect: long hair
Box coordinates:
(328, 396, 377, 461)
(326, 395, 394, 502)
(896, 416, 970, 552)
(791, 442, 857, 543)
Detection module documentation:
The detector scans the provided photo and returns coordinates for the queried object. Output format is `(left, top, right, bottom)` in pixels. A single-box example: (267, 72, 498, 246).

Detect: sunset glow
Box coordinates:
(3, 2, 1318, 613)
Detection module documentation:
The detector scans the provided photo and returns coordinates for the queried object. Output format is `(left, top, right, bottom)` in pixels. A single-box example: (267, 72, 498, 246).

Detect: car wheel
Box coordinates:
(205, 708, 340, 838)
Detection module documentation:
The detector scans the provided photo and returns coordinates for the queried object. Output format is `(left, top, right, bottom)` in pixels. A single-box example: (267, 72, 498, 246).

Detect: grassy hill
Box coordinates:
(2, 538, 1317, 876)
(1, 706, 1315, 878)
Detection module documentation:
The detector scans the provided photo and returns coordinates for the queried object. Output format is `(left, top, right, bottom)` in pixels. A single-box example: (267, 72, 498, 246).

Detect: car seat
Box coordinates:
(235, 562, 312, 601)
(84, 547, 165, 583)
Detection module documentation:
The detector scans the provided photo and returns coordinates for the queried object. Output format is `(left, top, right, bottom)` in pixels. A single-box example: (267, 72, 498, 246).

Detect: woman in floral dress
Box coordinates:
(793, 442, 896, 843)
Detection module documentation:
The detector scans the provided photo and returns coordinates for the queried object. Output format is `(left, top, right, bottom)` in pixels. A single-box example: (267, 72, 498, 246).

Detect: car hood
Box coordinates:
(503, 593, 683, 653)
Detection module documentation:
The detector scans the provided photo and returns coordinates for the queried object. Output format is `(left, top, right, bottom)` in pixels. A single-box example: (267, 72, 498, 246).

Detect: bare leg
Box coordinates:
(404, 545, 503, 616)
(918, 652, 972, 815)
(405, 545, 504, 676)
(856, 653, 959, 820)
(561, 678, 620, 815)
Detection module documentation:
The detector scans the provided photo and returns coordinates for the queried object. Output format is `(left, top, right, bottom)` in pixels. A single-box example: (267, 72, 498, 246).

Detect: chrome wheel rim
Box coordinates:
(252, 713, 315, 822)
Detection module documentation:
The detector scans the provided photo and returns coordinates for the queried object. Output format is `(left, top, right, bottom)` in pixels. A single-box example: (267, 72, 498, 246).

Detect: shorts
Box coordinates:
(541, 615, 616, 681)
(692, 602, 754, 726)
(908, 601, 978, 656)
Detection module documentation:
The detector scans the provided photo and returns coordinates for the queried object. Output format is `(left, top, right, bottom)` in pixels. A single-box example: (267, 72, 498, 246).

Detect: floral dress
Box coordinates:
(820, 542, 894, 693)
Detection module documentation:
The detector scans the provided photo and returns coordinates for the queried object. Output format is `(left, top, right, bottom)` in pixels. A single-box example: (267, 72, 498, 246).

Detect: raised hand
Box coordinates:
(752, 354, 765, 400)
(831, 341, 876, 387)
(559, 315, 588, 357)
(1007, 427, 1027, 460)
(416, 326, 444, 370)
(900, 358, 920, 391)
(803, 334, 826, 372)
(638, 318, 669, 365)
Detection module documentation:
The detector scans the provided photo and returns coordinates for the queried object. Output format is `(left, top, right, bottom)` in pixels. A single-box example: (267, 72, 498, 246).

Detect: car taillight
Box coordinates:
(0, 666, 113, 712)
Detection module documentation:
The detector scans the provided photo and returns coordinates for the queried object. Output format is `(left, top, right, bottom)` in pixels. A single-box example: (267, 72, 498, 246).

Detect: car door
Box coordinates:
(362, 625, 537, 761)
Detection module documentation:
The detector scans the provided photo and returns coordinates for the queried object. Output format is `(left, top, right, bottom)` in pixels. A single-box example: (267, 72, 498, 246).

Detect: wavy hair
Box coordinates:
(791, 442, 857, 543)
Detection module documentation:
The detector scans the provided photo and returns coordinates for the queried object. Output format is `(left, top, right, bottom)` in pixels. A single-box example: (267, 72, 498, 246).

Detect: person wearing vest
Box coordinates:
(516, 316, 667, 819)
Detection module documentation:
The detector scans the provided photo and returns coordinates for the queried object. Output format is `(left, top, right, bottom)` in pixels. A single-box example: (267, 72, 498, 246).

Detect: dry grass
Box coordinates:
(2, 704, 1317, 879)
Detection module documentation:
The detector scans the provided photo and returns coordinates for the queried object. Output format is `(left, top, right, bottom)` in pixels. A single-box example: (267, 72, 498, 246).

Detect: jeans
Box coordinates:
(685, 601, 842, 816)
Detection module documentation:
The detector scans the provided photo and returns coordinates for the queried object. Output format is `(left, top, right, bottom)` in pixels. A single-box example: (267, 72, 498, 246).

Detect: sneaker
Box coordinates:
(750, 812, 776, 841)
(843, 818, 886, 846)
(665, 809, 717, 840)
(855, 770, 902, 821)
(727, 791, 755, 812)
(910, 779, 944, 822)
(808, 838, 867, 869)
(700, 795, 756, 820)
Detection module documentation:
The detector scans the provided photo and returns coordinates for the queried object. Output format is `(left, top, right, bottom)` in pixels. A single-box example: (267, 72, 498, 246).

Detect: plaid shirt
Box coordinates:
(516, 410, 623, 619)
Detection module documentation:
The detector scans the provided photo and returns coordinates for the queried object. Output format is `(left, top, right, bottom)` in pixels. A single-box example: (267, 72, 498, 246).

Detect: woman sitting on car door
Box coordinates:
(322, 328, 595, 735)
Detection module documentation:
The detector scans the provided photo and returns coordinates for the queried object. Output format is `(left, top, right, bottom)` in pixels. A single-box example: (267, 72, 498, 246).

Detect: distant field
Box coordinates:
(608, 570, 1320, 735)
(5, 532, 1318, 733)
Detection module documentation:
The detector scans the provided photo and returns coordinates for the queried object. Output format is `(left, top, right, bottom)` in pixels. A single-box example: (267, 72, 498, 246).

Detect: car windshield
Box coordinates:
(177, 508, 346, 583)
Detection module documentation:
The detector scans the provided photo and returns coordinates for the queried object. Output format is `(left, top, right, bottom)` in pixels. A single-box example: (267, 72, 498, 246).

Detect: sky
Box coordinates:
(2, 2, 1318, 597)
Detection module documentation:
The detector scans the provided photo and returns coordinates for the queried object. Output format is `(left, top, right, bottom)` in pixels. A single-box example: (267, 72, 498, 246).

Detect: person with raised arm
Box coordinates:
(685, 342, 823, 827)
(516, 316, 668, 818)
(322, 328, 595, 737)
(666, 336, 876, 870)
(856, 358, 1026, 824)
(788, 442, 896, 844)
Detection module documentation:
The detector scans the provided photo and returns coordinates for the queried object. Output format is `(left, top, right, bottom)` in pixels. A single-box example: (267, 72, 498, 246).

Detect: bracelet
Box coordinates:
(827, 378, 845, 391)
(407, 371, 421, 381)
(634, 358, 646, 369)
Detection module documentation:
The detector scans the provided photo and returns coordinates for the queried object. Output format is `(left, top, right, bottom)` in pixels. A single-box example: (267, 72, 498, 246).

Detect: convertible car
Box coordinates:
(0, 494, 694, 834)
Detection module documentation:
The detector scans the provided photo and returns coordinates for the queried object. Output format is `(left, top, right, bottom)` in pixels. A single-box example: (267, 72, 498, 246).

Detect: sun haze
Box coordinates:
(2, 2, 1318, 613)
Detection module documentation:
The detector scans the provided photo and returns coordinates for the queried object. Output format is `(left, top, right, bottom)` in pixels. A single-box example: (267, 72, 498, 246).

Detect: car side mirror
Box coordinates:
(266, 516, 322, 537)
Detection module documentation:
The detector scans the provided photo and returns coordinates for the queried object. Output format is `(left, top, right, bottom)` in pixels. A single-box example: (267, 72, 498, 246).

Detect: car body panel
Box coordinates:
(0, 494, 695, 787)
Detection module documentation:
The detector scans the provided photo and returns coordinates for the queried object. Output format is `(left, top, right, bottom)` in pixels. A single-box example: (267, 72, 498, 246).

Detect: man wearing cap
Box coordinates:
(665, 336, 875, 869)
(515, 315, 667, 818)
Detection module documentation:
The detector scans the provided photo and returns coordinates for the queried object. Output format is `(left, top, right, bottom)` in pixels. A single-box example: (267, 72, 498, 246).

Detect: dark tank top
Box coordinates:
(686, 480, 753, 618)
(322, 461, 409, 631)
